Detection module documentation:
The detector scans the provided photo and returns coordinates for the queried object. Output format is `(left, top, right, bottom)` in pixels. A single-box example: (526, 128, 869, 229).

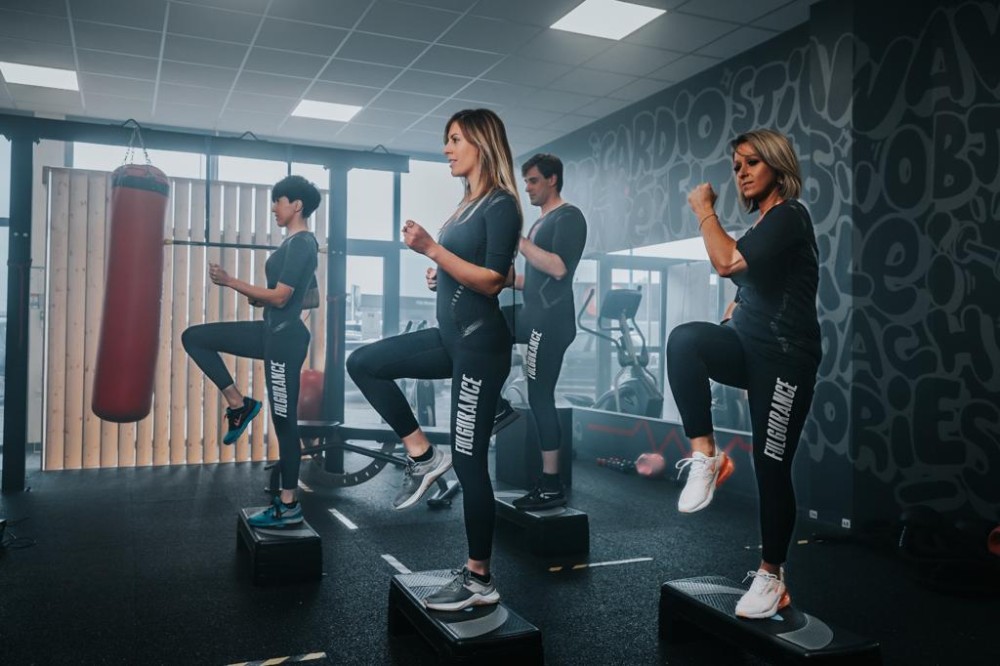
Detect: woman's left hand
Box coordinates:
(208, 263, 231, 288)
(402, 220, 436, 255)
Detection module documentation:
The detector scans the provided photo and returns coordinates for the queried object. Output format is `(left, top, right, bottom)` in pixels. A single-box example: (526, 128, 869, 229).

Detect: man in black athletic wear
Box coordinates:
(499, 154, 587, 510)
(182, 175, 320, 529)
(667, 129, 820, 619)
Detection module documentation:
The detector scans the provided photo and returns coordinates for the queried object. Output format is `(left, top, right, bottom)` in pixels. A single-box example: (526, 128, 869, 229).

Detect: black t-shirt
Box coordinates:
(730, 200, 821, 365)
(436, 189, 521, 336)
(264, 230, 319, 330)
(523, 203, 588, 313)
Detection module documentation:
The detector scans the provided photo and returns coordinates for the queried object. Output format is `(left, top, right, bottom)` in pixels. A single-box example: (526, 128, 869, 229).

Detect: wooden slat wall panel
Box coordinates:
(186, 182, 206, 464)
(43, 170, 335, 469)
(63, 171, 89, 469)
(44, 170, 69, 470)
(84, 174, 109, 467)
(203, 182, 223, 463)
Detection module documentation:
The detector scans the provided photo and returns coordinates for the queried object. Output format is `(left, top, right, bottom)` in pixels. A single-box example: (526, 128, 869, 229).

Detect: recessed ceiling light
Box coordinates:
(291, 99, 362, 122)
(551, 0, 665, 40)
(0, 61, 79, 91)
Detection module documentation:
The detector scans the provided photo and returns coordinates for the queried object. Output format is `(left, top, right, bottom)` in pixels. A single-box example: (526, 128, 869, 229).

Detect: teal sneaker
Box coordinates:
(247, 497, 303, 528)
(224, 397, 261, 445)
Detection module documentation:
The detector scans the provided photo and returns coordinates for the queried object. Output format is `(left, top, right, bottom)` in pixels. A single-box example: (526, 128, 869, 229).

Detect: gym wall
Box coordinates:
(528, 0, 1000, 528)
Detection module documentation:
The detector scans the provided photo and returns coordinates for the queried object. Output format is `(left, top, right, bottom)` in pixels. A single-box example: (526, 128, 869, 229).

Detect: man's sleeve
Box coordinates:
(550, 207, 588, 276)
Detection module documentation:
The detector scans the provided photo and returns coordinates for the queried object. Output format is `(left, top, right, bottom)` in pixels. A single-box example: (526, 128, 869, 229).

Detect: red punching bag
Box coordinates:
(92, 164, 169, 422)
(299, 370, 325, 421)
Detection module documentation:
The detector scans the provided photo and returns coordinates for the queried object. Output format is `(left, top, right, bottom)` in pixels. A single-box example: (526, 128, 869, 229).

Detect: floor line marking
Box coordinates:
(548, 556, 653, 572)
(226, 650, 326, 666)
(328, 508, 358, 530)
(381, 553, 411, 574)
(297, 480, 313, 493)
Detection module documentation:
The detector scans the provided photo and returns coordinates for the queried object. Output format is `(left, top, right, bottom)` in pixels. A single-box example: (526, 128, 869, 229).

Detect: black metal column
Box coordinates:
(2, 136, 32, 492)
(322, 166, 348, 423)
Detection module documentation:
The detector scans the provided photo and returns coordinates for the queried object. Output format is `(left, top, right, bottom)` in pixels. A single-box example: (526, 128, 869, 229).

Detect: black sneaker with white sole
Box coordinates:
(512, 482, 567, 511)
(423, 567, 500, 611)
(492, 397, 520, 436)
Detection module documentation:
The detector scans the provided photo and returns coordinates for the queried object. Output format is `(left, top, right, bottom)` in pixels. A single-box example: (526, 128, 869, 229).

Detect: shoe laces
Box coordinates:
(675, 454, 714, 480)
(741, 569, 782, 593)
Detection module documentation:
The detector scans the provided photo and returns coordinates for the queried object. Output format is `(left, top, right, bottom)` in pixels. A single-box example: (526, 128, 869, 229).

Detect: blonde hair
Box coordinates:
(730, 129, 802, 212)
(444, 108, 523, 224)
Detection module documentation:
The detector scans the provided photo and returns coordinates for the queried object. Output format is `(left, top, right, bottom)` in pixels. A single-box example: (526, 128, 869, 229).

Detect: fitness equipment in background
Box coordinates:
(564, 288, 664, 418)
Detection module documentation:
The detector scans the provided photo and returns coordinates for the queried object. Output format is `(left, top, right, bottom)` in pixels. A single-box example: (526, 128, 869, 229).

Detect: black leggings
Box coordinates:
(666, 321, 816, 565)
(182, 320, 310, 491)
(507, 305, 575, 452)
(346, 325, 510, 562)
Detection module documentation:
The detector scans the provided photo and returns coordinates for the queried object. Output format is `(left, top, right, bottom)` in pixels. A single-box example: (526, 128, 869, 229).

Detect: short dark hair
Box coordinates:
(521, 153, 563, 193)
(271, 175, 321, 218)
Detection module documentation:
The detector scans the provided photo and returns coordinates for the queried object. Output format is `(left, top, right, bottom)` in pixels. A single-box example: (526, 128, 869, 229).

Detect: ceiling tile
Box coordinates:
(517, 30, 613, 67)
(519, 88, 597, 115)
(482, 57, 571, 88)
(0, 9, 71, 46)
(82, 93, 152, 122)
(409, 115, 449, 133)
(625, 11, 736, 51)
(549, 68, 636, 97)
(268, 0, 371, 29)
(226, 91, 297, 116)
(73, 23, 162, 58)
(163, 35, 248, 68)
(696, 26, 777, 59)
(439, 15, 542, 54)
(647, 54, 720, 84)
(336, 32, 428, 68)
(471, 0, 582, 28)
(751, 1, 813, 31)
(234, 71, 311, 98)
(678, 0, 790, 24)
(2, 0, 67, 18)
(582, 42, 683, 77)
(167, 3, 261, 43)
(71, 0, 168, 31)
(159, 61, 240, 89)
(499, 106, 564, 130)
(216, 109, 287, 136)
(154, 101, 226, 131)
(307, 80, 381, 106)
(174, 0, 270, 13)
(389, 128, 446, 155)
(8, 85, 83, 110)
(243, 47, 328, 78)
(281, 114, 349, 137)
(389, 70, 472, 97)
(158, 82, 226, 110)
(545, 113, 594, 134)
(0, 39, 76, 70)
(336, 122, 401, 148)
(411, 45, 503, 78)
(369, 90, 443, 114)
(608, 77, 672, 102)
(358, 1, 461, 41)
(79, 73, 156, 100)
(319, 59, 403, 87)
(77, 51, 159, 80)
(351, 107, 423, 129)
(574, 96, 633, 118)
(254, 19, 349, 57)
(452, 79, 535, 106)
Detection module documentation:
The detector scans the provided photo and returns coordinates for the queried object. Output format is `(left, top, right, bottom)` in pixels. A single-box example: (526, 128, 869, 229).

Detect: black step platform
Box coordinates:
(387, 569, 543, 665)
(494, 490, 589, 557)
(659, 576, 881, 665)
(236, 507, 323, 585)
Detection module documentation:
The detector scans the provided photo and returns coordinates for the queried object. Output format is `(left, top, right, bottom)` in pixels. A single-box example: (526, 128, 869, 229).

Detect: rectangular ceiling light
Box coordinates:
(551, 0, 665, 40)
(0, 61, 79, 91)
(292, 99, 362, 122)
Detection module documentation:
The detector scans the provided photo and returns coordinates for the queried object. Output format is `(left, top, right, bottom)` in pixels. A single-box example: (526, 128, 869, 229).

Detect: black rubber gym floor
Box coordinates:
(0, 451, 995, 665)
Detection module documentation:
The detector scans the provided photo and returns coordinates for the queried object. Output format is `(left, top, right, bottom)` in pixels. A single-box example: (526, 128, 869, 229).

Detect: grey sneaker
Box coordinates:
(393, 446, 453, 510)
(424, 567, 500, 611)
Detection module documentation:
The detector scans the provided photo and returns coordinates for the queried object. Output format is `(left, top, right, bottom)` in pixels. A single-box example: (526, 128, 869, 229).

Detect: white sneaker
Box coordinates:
(735, 568, 791, 619)
(393, 446, 452, 510)
(674, 450, 735, 513)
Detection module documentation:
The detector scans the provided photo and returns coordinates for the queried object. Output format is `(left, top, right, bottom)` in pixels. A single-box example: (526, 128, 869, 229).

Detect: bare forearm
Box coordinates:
(427, 244, 506, 296)
(696, 209, 745, 277)
(722, 300, 737, 320)
(225, 277, 289, 308)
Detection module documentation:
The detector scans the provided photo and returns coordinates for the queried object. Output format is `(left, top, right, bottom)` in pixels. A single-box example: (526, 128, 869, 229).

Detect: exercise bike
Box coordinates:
(563, 287, 664, 418)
